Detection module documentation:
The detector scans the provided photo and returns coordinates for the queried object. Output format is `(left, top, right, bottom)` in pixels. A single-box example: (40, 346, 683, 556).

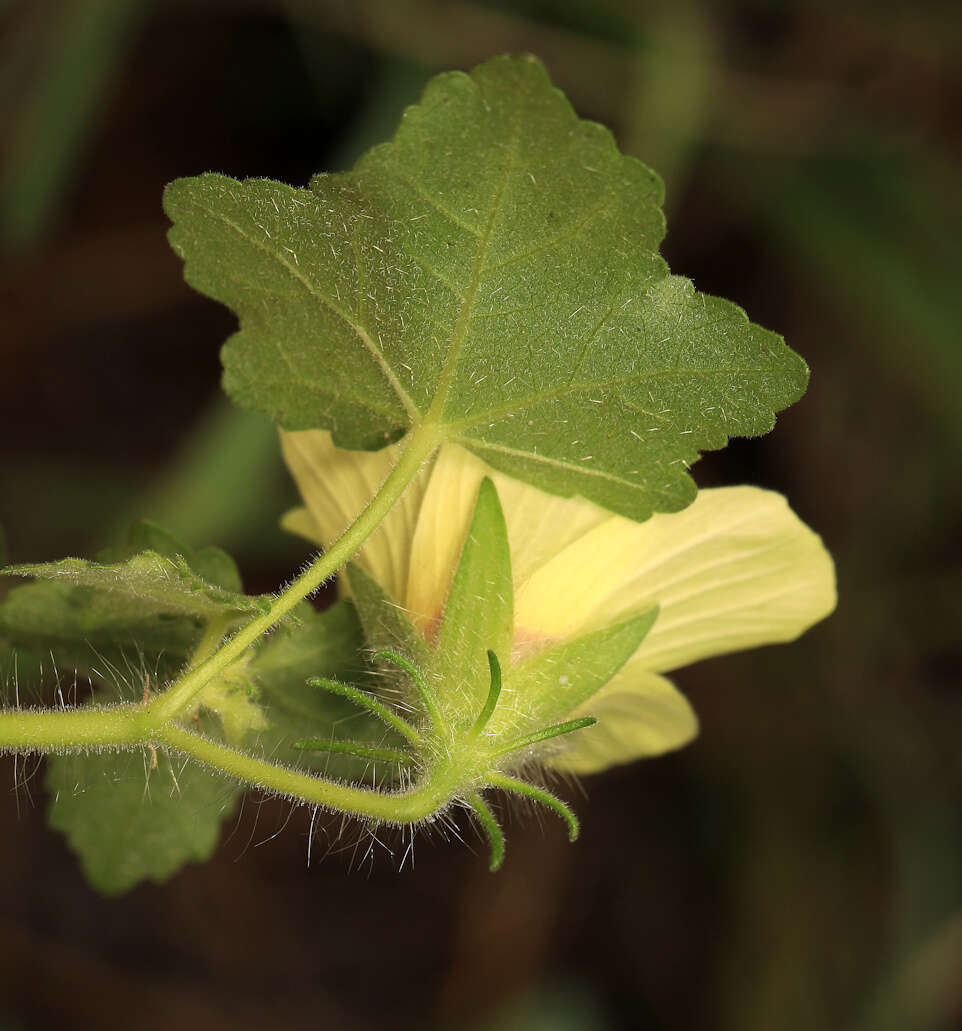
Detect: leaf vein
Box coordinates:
(188, 197, 421, 422)
(384, 169, 484, 239)
(459, 438, 678, 501)
(480, 192, 613, 277)
(448, 367, 774, 432)
(428, 107, 524, 419)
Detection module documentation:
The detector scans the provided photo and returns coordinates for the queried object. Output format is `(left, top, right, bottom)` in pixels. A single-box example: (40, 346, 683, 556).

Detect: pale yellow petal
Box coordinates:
(405, 445, 612, 632)
(489, 473, 612, 587)
(516, 487, 835, 671)
(549, 662, 698, 774)
(405, 445, 490, 628)
(514, 512, 647, 638)
(280, 429, 430, 602)
(629, 487, 836, 672)
(279, 506, 322, 545)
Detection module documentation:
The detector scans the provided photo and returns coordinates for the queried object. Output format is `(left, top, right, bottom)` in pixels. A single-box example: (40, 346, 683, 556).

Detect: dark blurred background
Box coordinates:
(2, 1, 961, 1028)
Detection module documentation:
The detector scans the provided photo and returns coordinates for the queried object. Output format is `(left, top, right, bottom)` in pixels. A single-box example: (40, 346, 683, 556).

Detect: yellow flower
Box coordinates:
(281, 431, 836, 775)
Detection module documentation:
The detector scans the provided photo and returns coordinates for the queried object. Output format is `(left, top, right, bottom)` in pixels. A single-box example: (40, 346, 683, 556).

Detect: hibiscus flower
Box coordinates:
(280, 431, 836, 778)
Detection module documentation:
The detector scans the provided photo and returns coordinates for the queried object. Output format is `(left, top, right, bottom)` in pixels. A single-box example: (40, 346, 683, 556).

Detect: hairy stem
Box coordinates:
(158, 724, 458, 823)
(0, 420, 441, 787)
(147, 420, 441, 723)
(0, 704, 151, 750)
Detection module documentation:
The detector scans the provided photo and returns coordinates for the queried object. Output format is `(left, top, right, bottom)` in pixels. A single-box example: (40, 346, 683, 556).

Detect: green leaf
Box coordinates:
(46, 749, 240, 895)
(0, 521, 258, 687)
(164, 54, 807, 520)
(2, 552, 268, 623)
(435, 478, 514, 718)
(249, 600, 405, 775)
(117, 518, 244, 592)
(0, 578, 200, 684)
(488, 607, 658, 736)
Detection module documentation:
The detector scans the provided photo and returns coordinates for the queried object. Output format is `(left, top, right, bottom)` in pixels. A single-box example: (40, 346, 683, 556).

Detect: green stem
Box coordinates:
(188, 614, 232, 668)
(294, 739, 410, 764)
(0, 711, 458, 825)
(158, 724, 456, 823)
(0, 704, 150, 750)
(147, 421, 441, 723)
(0, 420, 449, 827)
(0, 706, 458, 825)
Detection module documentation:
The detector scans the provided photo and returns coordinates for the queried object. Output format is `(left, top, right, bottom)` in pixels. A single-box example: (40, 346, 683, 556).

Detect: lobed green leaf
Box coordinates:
(0, 521, 259, 692)
(165, 54, 808, 521)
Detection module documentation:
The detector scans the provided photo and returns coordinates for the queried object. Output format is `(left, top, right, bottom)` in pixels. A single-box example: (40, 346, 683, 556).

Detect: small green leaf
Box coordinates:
(98, 519, 243, 592)
(0, 523, 261, 687)
(489, 607, 658, 736)
(127, 519, 244, 592)
(165, 54, 807, 520)
(0, 578, 199, 682)
(2, 552, 269, 623)
(46, 749, 239, 895)
(436, 478, 514, 718)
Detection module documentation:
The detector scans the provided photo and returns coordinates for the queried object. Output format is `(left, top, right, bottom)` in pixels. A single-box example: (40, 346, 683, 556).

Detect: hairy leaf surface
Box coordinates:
(3, 553, 269, 623)
(165, 55, 807, 520)
(0, 522, 256, 686)
(47, 749, 239, 895)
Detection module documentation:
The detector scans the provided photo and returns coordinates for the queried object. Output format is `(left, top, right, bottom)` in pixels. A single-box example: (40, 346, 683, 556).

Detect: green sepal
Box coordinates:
(46, 748, 240, 895)
(344, 562, 431, 668)
(435, 478, 513, 720)
(487, 607, 659, 736)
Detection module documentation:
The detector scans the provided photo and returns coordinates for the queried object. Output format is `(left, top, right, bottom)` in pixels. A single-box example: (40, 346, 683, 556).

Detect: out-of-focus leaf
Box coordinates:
(47, 748, 239, 895)
(249, 600, 404, 775)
